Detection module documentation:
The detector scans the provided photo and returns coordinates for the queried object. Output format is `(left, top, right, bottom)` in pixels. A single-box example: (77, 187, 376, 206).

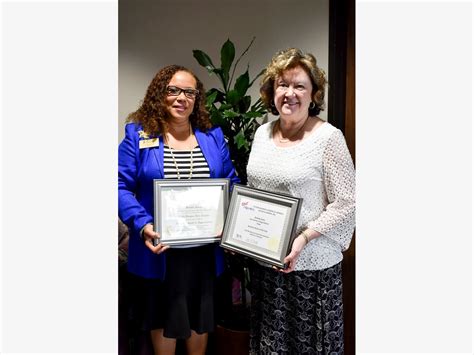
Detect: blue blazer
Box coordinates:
(119, 123, 240, 279)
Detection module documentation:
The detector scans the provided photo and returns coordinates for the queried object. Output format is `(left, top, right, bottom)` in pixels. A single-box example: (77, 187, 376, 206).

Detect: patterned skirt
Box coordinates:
(249, 262, 344, 354)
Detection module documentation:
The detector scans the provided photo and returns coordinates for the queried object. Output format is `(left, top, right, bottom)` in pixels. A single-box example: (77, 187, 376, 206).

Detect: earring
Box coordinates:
(270, 102, 279, 114)
(309, 102, 316, 110)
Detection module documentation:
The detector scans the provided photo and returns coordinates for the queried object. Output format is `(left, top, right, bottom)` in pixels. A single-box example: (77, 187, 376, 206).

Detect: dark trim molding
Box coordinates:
(328, 0, 349, 134)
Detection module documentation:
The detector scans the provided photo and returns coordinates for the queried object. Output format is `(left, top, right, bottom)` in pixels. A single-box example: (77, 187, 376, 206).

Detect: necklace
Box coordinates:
(277, 116, 310, 143)
(165, 124, 194, 180)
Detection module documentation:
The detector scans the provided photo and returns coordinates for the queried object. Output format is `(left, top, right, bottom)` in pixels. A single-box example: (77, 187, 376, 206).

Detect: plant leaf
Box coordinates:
(226, 90, 240, 106)
(193, 50, 215, 72)
(206, 90, 218, 107)
(223, 109, 239, 118)
(219, 103, 233, 111)
(244, 111, 263, 119)
(210, 110, 226, 127)
(234, 70, 250, 98)
(234, 131, 249, 151)
(210, 68, 229, 91)
(220, 39, 235, 85)
(206, 88, 226, 103)
(238, 95, 252, 113)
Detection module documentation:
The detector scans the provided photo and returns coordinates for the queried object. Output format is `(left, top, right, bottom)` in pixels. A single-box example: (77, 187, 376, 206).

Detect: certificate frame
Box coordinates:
(153, 178, 230, 246)
(220, 184, 302, 269)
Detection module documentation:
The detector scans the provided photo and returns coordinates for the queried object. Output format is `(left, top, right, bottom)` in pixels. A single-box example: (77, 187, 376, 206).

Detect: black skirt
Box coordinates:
(249, 262, 344, 354)
(128, 243, 216, 339)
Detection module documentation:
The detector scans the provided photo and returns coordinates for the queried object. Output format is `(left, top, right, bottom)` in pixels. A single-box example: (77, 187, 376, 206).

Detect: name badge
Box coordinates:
(139, 138, 159, 149)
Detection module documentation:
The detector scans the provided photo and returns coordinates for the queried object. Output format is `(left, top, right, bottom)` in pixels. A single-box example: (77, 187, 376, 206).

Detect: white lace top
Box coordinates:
(247, 121, 355, 271)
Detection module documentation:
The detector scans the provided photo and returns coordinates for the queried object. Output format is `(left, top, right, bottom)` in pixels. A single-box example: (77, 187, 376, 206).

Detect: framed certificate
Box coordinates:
(153, 179, 230, 246)
(220, 185, 302, 269)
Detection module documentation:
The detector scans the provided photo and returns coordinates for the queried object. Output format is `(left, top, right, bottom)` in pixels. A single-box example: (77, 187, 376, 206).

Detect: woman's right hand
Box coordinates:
(142, 224, 170, 254)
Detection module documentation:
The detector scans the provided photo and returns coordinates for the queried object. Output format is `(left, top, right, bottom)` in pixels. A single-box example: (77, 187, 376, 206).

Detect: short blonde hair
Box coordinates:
(260, 48, 327, 116)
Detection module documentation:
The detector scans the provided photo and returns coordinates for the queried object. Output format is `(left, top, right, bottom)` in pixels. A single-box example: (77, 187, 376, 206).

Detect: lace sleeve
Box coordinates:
(307, 129, 355, 250)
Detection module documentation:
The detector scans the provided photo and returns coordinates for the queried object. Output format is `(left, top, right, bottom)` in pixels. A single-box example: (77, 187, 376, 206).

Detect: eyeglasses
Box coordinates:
(166, 86, 199, 99)
(275, 83, 308, 94)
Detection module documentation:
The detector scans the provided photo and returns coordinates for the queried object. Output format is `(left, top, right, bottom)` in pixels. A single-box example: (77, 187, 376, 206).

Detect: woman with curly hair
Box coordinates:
(247, 48, 355, 354)
(119, 65, 239, 355)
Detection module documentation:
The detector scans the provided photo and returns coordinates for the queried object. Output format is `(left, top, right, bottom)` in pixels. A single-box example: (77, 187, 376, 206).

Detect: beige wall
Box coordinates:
(119, 0, 329, 141)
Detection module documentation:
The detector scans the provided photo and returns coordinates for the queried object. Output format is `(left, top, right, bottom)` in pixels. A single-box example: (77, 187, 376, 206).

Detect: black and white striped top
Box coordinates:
(163, 145, 210, 179)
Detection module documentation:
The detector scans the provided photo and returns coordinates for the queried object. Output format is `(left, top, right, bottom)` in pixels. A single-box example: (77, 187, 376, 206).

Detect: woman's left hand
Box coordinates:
(279, 235, 307, 273)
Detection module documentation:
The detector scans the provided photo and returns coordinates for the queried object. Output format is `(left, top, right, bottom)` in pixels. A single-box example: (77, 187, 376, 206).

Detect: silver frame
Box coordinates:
(220, 185, 302, 269)
(153, 179, 230, 245)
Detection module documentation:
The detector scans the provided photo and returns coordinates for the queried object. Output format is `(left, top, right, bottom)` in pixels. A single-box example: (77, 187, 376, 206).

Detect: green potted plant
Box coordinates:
(193, 38, 266, 353)
(193, 37, 267, 185)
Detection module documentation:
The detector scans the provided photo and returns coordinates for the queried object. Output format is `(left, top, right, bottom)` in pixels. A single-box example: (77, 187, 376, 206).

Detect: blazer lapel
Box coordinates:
(195, 129, 215, 178)
(150, 135, 165, 178)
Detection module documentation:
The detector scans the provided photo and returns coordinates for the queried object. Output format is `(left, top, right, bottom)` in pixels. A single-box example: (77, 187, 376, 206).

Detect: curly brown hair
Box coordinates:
(260, 48, 327, 116)
(127, 65, 211, 136)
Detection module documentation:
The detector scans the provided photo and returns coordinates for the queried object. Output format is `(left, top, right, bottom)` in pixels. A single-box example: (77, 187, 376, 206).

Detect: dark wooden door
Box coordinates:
(328, 0, 355, 353)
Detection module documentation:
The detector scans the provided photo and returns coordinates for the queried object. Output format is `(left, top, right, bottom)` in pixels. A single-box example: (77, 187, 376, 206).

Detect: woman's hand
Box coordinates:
(279, 235, 307, 273)
(142, 224, 170, 254)
(278, 229, 321, 273)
